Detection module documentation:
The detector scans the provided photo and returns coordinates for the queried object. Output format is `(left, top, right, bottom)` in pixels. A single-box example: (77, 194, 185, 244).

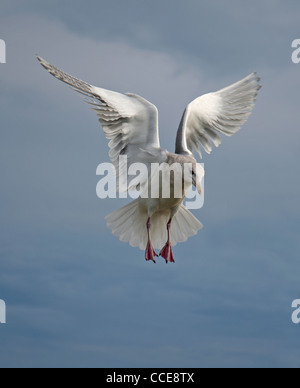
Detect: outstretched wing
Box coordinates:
(175, 73, 261, 158)
(37, 56, 162, 184)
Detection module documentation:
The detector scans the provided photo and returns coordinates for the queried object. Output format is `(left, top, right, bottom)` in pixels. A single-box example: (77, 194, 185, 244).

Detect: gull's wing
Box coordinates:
(175, 73, 261, 158)
(37, 56, 162, 183)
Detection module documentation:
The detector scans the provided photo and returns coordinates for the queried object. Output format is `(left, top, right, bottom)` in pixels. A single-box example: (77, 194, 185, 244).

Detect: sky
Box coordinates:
(0, 0, 300, 368)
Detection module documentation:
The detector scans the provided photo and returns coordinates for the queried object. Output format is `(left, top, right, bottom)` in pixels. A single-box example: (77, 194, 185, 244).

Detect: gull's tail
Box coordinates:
(105, 200, 203, 251)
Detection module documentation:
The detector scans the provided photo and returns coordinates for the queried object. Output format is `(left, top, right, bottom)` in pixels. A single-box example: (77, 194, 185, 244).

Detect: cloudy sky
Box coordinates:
(0, 0, 300, 367)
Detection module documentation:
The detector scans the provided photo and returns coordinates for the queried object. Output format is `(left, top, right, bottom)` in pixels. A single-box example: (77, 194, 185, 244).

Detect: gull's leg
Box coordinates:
(159, 218, 175, 263)
(145, 217, 158, 263)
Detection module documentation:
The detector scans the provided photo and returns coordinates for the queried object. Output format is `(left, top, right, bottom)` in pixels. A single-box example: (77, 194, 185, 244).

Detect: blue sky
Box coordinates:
(0, 0, 300, 367)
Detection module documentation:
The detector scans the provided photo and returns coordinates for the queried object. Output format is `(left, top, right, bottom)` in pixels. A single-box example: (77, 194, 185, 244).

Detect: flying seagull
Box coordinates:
(37, 56, 261, 263)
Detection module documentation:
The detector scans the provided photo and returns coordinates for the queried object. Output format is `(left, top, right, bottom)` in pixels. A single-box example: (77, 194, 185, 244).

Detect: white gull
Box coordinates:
(37, 56, 261, 263)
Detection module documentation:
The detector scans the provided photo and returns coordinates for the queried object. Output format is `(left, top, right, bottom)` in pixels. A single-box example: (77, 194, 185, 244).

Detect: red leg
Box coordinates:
(145, 218, 158, 263)
(160, 219, 175, 263)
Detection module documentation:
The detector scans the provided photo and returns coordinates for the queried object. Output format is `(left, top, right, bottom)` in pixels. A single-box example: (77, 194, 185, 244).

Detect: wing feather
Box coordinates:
(175, 73, 261, 157)
(37, 56, 163, 191)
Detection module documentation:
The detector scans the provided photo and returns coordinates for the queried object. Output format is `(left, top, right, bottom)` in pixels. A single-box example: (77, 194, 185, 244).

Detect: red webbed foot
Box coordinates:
(160, 242, 175, 263)
(145, 241, 158, 263)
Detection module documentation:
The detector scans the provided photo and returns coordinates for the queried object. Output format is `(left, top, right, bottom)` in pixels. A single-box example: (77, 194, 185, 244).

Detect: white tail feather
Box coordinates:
(105, 200, 203, 250)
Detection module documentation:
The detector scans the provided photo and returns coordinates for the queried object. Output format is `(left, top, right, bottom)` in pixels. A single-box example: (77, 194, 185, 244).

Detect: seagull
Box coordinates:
(37, 56, 261, 263)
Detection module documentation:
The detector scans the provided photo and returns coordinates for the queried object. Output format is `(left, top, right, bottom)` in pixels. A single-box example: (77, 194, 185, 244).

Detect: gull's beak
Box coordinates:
(192, 176, 203, 195)
(192, 175, 197, 188)
(192, 164, 205, 195)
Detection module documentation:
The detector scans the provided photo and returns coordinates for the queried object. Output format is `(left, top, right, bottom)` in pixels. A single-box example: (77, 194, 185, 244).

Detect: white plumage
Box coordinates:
(106, 199, 202, 251)
(37, 56, 261, 263)
(175, 72, 261, 157)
